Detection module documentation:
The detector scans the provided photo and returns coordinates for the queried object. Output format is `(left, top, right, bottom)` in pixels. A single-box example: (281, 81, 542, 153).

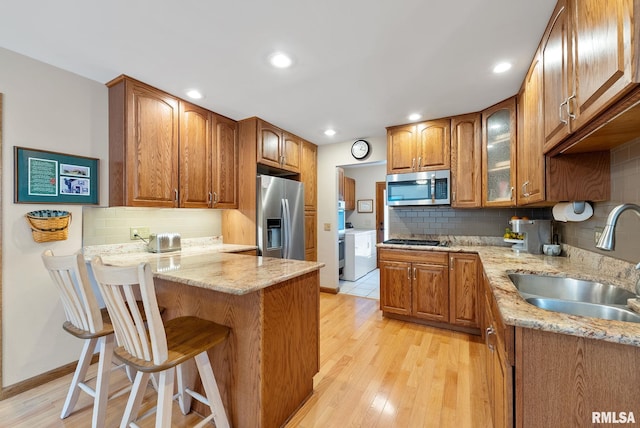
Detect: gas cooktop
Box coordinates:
(383, 239, 441, 246)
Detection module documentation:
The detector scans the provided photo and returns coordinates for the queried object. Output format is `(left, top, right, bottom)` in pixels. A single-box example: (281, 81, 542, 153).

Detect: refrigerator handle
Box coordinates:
(281, 198, 291, 259)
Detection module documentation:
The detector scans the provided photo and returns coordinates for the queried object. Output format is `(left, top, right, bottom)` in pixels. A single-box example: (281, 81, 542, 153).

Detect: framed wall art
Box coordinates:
(357, 199, 373, 213)
(14, 146, 99, 204)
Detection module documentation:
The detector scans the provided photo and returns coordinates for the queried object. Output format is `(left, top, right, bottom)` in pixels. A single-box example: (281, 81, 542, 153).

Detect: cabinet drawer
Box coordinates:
(379, 248, 448, 265)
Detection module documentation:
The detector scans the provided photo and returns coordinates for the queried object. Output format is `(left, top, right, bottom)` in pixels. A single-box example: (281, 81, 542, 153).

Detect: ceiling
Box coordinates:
(0, 0, 557, 145)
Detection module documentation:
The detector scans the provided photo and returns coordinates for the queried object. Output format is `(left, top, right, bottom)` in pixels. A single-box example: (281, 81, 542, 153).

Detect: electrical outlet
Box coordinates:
(130, 226, 150, 240)
(594, 227, 603, 244)
(324, 223, 331, 231)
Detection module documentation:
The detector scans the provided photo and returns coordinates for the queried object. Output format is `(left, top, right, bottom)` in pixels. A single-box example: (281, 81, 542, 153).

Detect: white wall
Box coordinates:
(317, 137, 387, 290)
(0, 47, 110, 385)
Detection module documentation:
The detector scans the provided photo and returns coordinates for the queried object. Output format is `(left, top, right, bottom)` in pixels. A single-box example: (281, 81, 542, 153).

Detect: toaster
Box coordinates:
(147, 233, 181, 253)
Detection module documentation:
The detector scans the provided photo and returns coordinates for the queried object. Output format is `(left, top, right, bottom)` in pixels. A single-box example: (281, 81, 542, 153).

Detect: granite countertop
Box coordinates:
(84, 239, 324, 296)
(378, 237, 640, 347)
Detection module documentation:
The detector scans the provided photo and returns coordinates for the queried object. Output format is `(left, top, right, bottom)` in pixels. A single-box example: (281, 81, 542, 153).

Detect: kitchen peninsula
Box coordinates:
(84, 243, 324, 428)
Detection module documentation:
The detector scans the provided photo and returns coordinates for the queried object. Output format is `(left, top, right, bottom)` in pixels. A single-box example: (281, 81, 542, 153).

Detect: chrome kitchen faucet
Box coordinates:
(596, 203, 640, 296)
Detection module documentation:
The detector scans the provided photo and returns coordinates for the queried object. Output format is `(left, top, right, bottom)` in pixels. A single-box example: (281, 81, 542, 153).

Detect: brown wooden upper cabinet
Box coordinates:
(482, 97, 517, 208)
(542, 0, 639, 153)
(179, 101, 213, 208)
(211, 114, 239, 208)
(107, 75, 238, 208)
(179, 104, 238, 209)
(300, 140, 317, 211)
(517, 50, 546, 206)
(386, 119, 451, 174)
(108, 76, 180, 207)
(344, 176, 356, 211)
(451, 113, 482, 208)
(256, 119, 301, 173)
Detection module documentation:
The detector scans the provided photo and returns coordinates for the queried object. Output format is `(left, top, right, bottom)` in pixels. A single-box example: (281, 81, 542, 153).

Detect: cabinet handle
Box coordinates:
(411, 158, 416, 170)
(510, 186, 514, 201)
(567, 93, 577, 120)
(174, 189, 179, 205)
(208, 192, 213, 208)
(417, 156, 422, 169)
(213, 191, 219, 206)
(486, 326, 495, 351)
(522, 181, 530, 198)
(407, 266, 411, 280)
(413, 267, 417, 280)
(450, 257, 454, 271)
(559, 99, 569, 125)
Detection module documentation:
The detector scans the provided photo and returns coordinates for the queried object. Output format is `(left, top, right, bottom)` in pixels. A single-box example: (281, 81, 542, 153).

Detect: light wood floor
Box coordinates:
(0, 293, 492, 427)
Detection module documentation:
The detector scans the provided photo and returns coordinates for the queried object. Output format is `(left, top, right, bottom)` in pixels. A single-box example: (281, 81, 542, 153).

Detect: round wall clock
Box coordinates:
(351, 139, 370, 160)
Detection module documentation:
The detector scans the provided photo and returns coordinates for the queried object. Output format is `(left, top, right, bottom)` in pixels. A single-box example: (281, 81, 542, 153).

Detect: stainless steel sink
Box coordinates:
(508, 273, 636, 305)
(508, 273, 640, 323)
(526, 297, 640, 323)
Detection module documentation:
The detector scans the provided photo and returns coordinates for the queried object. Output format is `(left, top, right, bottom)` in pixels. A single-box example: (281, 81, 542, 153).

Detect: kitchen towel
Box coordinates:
(552, 202, 593, 222)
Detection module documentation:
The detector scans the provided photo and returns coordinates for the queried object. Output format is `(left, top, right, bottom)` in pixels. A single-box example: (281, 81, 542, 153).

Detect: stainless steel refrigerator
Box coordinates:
(257, 175, 305, 260)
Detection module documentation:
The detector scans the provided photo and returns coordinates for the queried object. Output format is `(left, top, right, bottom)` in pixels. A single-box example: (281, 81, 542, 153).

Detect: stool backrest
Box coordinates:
(90, 256, 168, 365)
(42, 250, 104, 334)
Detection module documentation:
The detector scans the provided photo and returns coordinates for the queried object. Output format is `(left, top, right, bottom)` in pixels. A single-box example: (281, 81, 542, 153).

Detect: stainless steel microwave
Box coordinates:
(386, 170, 451, 206)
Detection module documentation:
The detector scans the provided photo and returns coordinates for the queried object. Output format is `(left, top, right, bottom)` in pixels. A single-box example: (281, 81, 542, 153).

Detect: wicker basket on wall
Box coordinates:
(25, 210, 71, 243)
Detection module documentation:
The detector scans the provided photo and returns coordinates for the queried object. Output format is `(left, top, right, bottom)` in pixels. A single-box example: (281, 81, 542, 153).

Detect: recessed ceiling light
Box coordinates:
(324, 129, 336, 136)
(186, 89, 203, 99)
(269, 52, 293, 69)
(408, 113, 422, 121)
(493, 62, 512, 73)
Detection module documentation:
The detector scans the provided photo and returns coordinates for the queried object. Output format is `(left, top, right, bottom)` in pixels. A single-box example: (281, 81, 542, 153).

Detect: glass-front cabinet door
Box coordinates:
(482, 97, 517, 207)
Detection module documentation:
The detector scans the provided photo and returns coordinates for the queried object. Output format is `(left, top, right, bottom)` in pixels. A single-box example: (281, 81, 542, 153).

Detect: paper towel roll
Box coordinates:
(552, 202, 593, 222)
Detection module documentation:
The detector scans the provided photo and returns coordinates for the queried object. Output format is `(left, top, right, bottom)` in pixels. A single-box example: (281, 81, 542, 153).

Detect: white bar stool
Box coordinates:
(41, 250, 117, 428)
(91, 256, 231, 428)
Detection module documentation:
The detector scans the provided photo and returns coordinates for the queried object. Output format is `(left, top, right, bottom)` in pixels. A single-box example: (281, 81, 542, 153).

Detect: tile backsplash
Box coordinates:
(558, 137, 640, 264)
(82, 206, 222, 246)
(388, 206, 552, 237)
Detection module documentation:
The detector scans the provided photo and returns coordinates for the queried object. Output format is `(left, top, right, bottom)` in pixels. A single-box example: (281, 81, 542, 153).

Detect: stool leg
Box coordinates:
(155, 367, 175, 428)
(195, 351, 230, 428)
(61, 337, 97, 419)
(91, 334, 114, 428)
(176, 359, 196, 415)
(120, 370, 150, 428)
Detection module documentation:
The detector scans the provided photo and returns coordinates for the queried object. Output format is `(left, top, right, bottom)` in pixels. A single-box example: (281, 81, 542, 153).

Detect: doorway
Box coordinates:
(375, 181, 387, 259)
(338, 171, 386, 300)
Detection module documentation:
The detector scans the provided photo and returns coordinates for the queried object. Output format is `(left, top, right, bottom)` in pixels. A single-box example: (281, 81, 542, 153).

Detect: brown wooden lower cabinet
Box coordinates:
(379, 248, 479, 331)
(304, 210, 317, 261)
(449, 253, 480, 328)
(516, 328, 640, 427)
(481, 267, 640, 427)
(481, 271, 514, 428)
